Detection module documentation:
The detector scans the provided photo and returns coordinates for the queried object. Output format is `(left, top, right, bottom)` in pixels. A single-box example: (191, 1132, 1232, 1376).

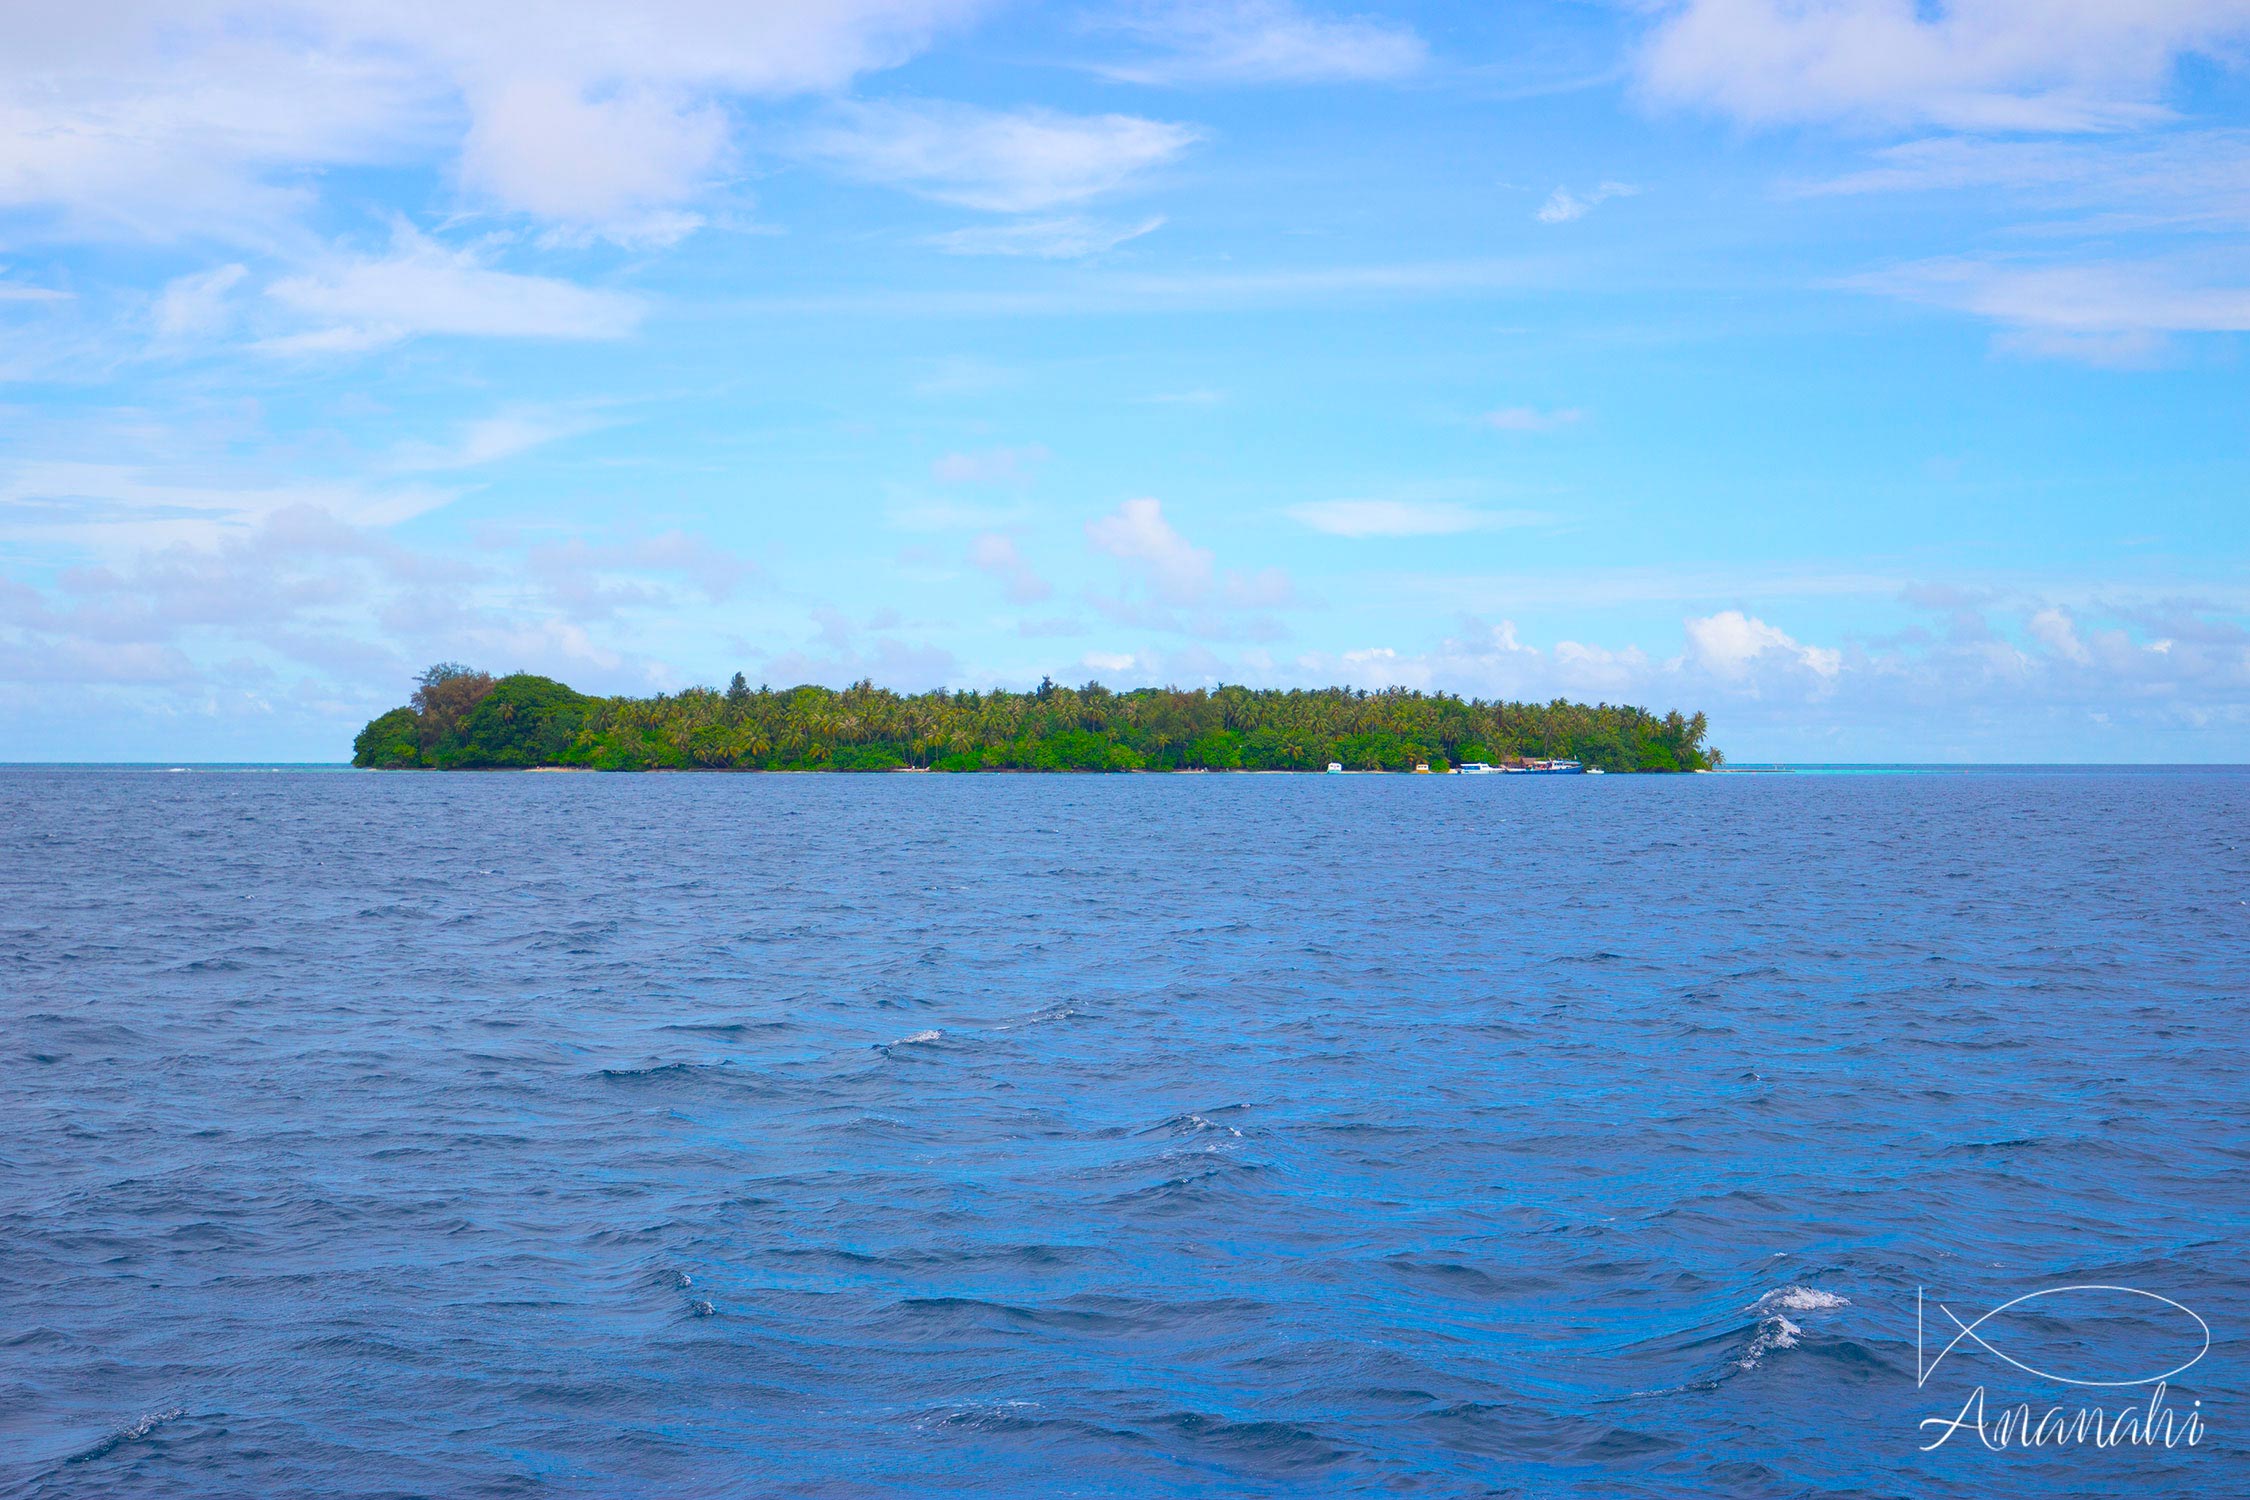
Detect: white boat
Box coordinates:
(1456, 761, 1500, 775)
(1504, 758, 1585, 775)
(1585, 767, 1605, 775)
(1325, 761, 1343, 773)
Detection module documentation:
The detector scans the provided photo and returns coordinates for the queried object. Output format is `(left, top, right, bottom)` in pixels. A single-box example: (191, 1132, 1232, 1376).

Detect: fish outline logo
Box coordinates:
(1917, 1284, 2211, 1391)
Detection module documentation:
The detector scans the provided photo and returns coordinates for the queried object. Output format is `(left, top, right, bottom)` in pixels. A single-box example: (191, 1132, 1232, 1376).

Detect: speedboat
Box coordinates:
(1457, 761, 1500, 775)
(1325, 761, 1344, 773)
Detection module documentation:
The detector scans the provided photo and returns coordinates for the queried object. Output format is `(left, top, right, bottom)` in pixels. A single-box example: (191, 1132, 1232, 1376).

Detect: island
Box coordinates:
(352, 664, 1722, 773)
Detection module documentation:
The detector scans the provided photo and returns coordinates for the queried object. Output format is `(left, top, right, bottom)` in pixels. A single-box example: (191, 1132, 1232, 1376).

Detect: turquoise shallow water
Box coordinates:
(2, 768, 2244, 1496)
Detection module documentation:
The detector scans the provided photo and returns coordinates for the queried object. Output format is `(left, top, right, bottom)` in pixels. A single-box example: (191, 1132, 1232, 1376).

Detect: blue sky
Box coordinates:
(2, 1, 2246, 762)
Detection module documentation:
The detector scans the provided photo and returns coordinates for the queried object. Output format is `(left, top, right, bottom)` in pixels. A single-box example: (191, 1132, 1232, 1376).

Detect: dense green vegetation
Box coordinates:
(355, 664, 1721, 772)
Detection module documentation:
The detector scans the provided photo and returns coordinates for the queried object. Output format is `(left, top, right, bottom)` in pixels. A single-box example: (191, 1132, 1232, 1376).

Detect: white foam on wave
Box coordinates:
(1737, 1285, 1848, 1370)
(1754, 1285, 1849, 1314)
(71, 1408, 183, 1465)
(1738, 1315, 1802, 1369)
(893, 1029, 943, 1046)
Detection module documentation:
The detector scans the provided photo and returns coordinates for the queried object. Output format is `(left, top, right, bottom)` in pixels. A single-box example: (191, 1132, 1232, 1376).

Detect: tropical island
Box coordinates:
(352, 664, 1721, 773)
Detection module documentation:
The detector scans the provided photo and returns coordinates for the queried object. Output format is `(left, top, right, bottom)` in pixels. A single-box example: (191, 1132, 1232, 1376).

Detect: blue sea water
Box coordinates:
(2, 767, 2244, 1498)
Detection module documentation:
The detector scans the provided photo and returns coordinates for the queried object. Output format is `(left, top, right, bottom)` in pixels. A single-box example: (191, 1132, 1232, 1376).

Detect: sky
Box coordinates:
(2, 0, 2247, 763)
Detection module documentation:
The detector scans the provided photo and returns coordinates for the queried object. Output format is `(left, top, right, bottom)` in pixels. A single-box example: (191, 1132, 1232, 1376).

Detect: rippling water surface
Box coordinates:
(4, 768, 2245, 1497)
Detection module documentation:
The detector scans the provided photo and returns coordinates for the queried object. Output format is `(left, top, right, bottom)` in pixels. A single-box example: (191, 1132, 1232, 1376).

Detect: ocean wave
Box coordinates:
(877, 1028, 944, 1049)
(67, 1407, 183, 1465)
(1738, 1285, 1850, 1369)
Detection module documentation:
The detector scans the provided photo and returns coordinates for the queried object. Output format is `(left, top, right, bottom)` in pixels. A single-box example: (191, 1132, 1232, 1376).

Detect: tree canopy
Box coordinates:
(354, 666, 1721, 772)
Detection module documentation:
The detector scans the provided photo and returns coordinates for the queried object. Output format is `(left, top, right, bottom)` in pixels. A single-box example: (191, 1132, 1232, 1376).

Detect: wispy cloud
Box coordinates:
(1483, 405, 1584, 432)
(727, 257, 1554, 318)
(0, 277, 72, 302)
(1095, 1, 1428, 85)
(0, 459, 456, 547)
(261, 227, 645, 353)
(801, 101, 1200, 212)
(931, 444, 1049, 484)
(925, 215, 1165, 259)
(1535, 181, 1638, 223)
(389, 408, 610, 471)
(1638, 0, 2250, 133)
(1286, 500, 1552, 538)
(1852, 254, 2250, 362)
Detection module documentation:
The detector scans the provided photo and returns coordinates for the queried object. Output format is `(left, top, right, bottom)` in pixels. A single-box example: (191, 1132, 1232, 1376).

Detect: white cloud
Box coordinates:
(1483, 405, 1584, 432)
(1854, 255, 2250, 360)
(1681, 609, 1843, 682)
(931, 444, 1049, 483)
(804, 101, 1200, 212)
(0, 459, 456, 547)
(2028, 605, 2093, 664)
(1535, 181, 1639, 224)
(1086, 496, 1214, 604)
(968, 532, 1052, 603)
(1083, 650, 1137, 673)
(153, 263, 248, 336)
(1286, 499, 1551, 538)
(925, 215, 1165, 259)
(262, 228, 646, 352)
(1639, 0, 2250, 133)
(1097, 1, 1428, 85)
(524, 529, 763, 613)
(1798, 131, 2250, 229)
(457, 80, 726, 244)
(389, 409, 607, 471)
(0, 2, 987, 243)
(0, 276, 72, 302)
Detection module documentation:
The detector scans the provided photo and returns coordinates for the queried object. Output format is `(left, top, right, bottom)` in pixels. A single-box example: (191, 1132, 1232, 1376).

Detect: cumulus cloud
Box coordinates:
(1096, 1, 1428, 85)
(523, 529, 764, 616)
(1639, 0, 2250, 133)
(0, 497, 773, 754)
(803, 101, 1200, 212)
(968, 532, 1053, 603)
(457, 79, 727, 245)
(0, 1, 986, 243)
(1681, 609, 1843, 685)
(1082, 497, 1299, 644)
(261, 227, 645, 352)
(1086, 496, 1214, 604)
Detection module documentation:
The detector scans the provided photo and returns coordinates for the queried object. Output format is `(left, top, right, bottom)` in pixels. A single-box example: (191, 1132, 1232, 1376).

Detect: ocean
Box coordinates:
(3, 767, 2244, 1497)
